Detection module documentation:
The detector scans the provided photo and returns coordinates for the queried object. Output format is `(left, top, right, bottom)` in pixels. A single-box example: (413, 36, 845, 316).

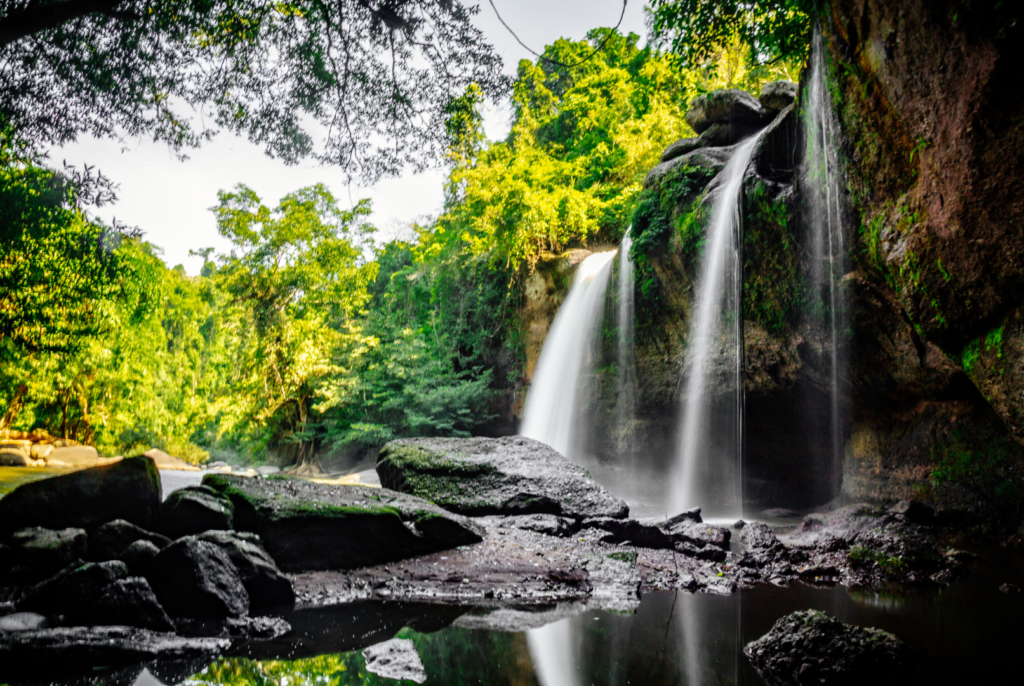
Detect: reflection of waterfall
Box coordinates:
(804, 24, 848, 495)
(527, 617, 580, 686)
(669, 134, 762, 519)
(615, 233, 636, 459)
(675, 591, 741, 686)
(521, 250, 617, 457)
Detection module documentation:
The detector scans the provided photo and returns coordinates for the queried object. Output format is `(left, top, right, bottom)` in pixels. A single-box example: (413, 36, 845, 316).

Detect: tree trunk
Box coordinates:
(0, 384, 27, 432)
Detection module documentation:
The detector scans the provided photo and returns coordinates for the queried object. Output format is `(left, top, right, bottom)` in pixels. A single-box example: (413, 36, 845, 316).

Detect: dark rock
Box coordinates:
(584, 518, 674, 549)
(497, 514, 580, 537)
(195, 530, 294, 611)
(686, 89, 766, 134)
(665, 507, 703, 524)
(664, 519, 731, 549)
(363, 637, 427, 683)
(204, 474, 484, 572)
(0, 457, 161, 535)
(119, 539, 161, 575)
(0, 612, 49, 632)
(88, 520, 170, 561)
(744, 610, 911, 686)
(660, 137, 701, 162)
(751, 104, 797, 183)
(5, 527, 87, 578)
(739, 522, 783, 551)
(0, 626, 228, 677)
(146, 537, 249, 619)
(17, 561, 128, 622)
(676, 542, 727, 562)
(759, 80, 797, 112)
(734, 520, 747, 529)
(377, 436, 628, 519)
(698, 121, 762, 148)
(999, 583, 1020, 594)
(889, 500, 935, 525)
(643, 145, 734, 189)
(156, 486, 234, 539)
(93, 577, 174, 632)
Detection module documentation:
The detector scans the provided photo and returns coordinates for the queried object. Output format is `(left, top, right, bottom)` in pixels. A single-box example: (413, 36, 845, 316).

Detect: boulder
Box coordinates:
(30, 443, 54, 461)
(204, 474, 484, 572)
(5, 527, 87, 578)
(0, 457, 161, 535)
(583, 518, 674, 549)
(377, 437, 628, 519)
(195, 530, 294, 611)
(663, 519, 731, 549)
(0, 626, 228, 677)
(120, 539, 161, 575)
(143, 448, 200, 471)
(46, 445, 101, 467)
(497, 514, 580, 537)
(145, 537, 249, 619)
(17, 560, 128, 622)
(93, 577, 174, 632)
(256, 466, 281, 476)
(363, 638, 427, 684)
(155, 485, 234, 539)
(87, 519, 170, 561)
(739, 522, 783, 551)
(643, 145, 734, 190)
(744, 610, 912, 685)
(0, 440, 31, 466)
(0, 612, 49, 632)
(660, 137, 702, 162)
(889, 499, 935, 525)
(686, 89, 766, 134)
(759, 80, 798, 112)
(697, 121, 762, 148)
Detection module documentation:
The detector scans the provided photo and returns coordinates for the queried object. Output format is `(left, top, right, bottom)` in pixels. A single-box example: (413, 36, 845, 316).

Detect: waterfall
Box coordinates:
(615, 233, 636, 457)
(804, 24, 848, 495)
(669, 134, 762, 519)
(527, 618, 579, 686)
(521, 250, 617, 457)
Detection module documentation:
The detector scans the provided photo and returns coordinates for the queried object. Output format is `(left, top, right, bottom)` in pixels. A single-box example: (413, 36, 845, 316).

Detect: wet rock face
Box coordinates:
(156, 485, 234, 539)
(146, 537, 249, 619)
(203, 474, 484, 572)
(744, 610, 911, 686)
(823, 0, 1024, 445)
(195, 530, 294, 611)
(0, 457, 161, 535)
(377, 436, 629, 519)
(685, 89, 766, 134)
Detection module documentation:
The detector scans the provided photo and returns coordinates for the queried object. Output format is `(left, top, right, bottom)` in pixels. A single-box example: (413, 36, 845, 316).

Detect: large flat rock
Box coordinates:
(0, 457, 161, 535)
(377, 437, 629, 519)
(202, 474, 484, 572)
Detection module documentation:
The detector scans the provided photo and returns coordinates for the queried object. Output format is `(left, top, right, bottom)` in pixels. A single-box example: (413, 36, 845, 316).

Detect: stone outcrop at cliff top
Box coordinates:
(744, 610, 911, 686)
(685, 89, 766, 134)
(203, 473, 484, 572)
(0, 457, 161, 535)
(758, 80, 798, 112)
(377, 436, 629, 519)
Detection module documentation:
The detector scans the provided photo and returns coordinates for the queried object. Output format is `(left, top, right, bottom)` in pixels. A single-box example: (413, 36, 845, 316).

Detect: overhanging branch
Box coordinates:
(0, 0, 139, 49)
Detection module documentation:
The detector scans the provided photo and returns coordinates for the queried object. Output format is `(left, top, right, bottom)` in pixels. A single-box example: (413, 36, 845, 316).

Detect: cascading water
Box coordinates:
(614, 232, 636, 459)
(521, 250, 617, 458)
(804, 24, 849, 496)
(669, 134, 762, 519)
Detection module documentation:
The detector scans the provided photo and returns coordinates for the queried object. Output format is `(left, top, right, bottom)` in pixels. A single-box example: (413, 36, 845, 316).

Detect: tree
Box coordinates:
(648, 0, 812, 69)
(0, 0, 509, 181)
(212, 183, 377, 469)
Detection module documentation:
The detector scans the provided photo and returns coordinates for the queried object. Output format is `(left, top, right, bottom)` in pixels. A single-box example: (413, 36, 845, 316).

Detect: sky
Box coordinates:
(50, 1, 649, 274)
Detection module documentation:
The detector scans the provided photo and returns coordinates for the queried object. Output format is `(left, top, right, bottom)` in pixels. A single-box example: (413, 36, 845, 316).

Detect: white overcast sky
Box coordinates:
(50, 1, 648, 274)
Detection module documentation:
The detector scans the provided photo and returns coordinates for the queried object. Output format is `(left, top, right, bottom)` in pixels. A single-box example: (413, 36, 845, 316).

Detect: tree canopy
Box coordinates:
(0, 0, 508, 181)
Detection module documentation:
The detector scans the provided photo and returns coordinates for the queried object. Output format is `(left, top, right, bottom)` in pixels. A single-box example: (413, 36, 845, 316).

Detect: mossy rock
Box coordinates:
(202, 474, 483, 572)
(0, 457, 161, 536)
(377, 436, 629, 519)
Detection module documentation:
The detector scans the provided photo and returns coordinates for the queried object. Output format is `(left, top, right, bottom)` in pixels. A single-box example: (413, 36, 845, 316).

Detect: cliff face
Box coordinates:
(820, 0, 1024, 505)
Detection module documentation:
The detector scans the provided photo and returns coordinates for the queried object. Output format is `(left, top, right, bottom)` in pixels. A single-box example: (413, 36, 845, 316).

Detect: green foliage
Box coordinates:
(847, 545, 907, 576)
(648, 0, 811, 73)
(931, 429, 1024, 523)
(743, 182, 800, 332)
(0, 0, 509, 182)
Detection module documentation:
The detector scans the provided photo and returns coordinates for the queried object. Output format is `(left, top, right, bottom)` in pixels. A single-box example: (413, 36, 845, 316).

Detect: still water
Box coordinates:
(173, 551, 1023, 686)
